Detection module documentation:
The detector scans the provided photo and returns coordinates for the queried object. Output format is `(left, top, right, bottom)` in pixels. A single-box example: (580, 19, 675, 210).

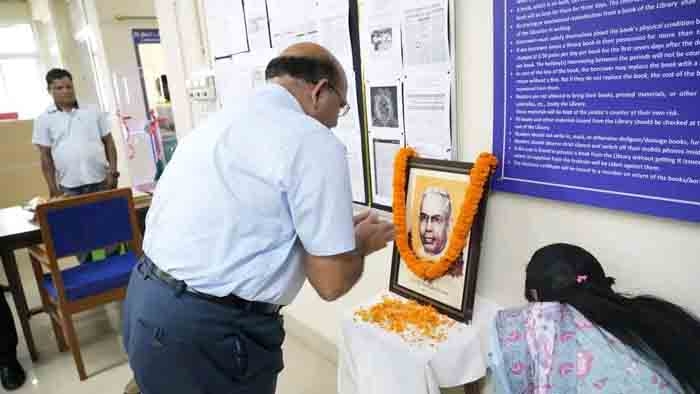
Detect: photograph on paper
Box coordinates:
(370, 86, 400, 128)
(361, 0, 403, 78)
(370, 28, 393, 52)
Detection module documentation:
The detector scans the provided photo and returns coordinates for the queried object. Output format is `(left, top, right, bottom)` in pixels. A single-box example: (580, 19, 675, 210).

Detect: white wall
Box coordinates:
(50, 0, 95, 102)
(0, 0, 31, 25)
(153, 0, 212, 138)
(27, 0, 89, 93)
(90, 0, 158, 119)
(288, 0, 700, 380)
(454, 0, 699, 314)
(155, 0, 700, 391)
(64, 0, 163, 187)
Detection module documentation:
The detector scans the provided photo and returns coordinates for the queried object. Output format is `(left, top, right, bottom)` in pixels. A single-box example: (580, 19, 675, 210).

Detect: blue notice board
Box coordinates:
(493, 0, 700, 222)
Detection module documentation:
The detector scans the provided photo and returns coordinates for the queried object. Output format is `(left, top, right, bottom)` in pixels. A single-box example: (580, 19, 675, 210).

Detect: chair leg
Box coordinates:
(61, 313, 88, 380)
(49, 306, 68, 352)
(28, 254, 67, 352)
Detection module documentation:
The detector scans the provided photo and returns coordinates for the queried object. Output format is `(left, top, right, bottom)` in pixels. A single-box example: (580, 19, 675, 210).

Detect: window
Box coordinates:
(0, 24, 38, 55)
(0, 24, 50, 119)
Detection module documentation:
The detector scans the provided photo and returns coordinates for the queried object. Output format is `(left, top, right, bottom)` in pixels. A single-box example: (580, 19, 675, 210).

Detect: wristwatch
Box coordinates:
(108, 169, 120, 178)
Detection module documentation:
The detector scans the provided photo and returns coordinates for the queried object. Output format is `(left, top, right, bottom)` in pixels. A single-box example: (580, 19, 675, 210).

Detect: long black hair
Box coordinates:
(525, 243, 699, 393)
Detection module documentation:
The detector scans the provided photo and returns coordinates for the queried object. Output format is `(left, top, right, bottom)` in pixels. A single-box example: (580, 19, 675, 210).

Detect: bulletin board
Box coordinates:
(492, 0, 700, 223)
(204, 0, 457, 209)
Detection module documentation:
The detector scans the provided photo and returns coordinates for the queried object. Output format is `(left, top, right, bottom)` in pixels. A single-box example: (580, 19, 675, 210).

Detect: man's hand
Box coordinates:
(354, 210, 395, 257)
(353, 209, 372, 226)
(38, 146, 61, 198)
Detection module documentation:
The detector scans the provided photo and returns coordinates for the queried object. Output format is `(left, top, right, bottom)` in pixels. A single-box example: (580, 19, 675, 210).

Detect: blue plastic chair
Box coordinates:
(27, 188, 142, 380)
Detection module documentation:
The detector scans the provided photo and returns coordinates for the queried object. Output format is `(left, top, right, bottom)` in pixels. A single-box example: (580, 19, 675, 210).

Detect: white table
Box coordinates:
(338, 292, 498, 394)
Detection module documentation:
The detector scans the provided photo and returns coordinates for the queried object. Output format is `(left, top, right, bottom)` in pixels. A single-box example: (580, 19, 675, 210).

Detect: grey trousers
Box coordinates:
(123, 260, 285, 394)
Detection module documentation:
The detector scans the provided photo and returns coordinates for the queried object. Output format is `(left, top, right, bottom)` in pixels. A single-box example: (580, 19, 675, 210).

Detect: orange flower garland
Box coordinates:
(393, 148, 498, 281)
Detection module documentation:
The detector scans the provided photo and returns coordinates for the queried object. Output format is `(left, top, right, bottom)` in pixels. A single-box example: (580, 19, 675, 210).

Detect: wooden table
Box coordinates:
(0, 195, 150, 361)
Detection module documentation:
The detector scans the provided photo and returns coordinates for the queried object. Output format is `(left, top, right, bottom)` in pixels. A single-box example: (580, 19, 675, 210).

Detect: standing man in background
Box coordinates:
(32, 68, 119, 198)
(123, 42, 394, 394)
(32, 69, 140, 394)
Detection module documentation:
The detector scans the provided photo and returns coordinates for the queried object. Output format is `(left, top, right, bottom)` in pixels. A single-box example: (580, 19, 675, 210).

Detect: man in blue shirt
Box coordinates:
(123, 43, 394, 394)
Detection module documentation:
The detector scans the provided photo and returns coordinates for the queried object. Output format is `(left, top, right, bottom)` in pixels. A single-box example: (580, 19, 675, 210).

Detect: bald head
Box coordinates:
(280, 43, 346, 86)
(266, 43, 347, 93)
(280, 42, 335, 63)
(265, 42, 349, 128)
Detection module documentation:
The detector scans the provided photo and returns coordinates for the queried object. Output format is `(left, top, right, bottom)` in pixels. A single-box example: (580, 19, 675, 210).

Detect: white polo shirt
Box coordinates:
(143, 83, 356, 305)
(32, 103, 111, 188)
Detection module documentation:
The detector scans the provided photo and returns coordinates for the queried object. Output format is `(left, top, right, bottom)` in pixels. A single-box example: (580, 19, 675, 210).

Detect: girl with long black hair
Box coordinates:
(489, 243, 699, 393)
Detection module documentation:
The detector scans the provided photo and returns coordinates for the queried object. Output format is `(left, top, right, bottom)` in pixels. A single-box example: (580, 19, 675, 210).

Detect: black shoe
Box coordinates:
(0, 360, 26, 391)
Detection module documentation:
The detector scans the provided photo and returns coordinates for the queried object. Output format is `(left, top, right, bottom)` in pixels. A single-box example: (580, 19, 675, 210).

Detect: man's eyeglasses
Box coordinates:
(326, 83, 351, 117)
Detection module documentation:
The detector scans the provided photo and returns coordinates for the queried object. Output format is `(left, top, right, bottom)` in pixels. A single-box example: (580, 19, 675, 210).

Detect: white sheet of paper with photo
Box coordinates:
(366, 80, 404, 134)
(267, 0, 319, 48)
(316, 0, 353, 68)
(244, 0, 272, 50)
(360, 0, 403, 80)
(333, 128, 367, 203)
(371, 139, 402, 206)
(401, 0, 450, 74)
(205, 0, 249, 58)
(404, 73, 451, 159)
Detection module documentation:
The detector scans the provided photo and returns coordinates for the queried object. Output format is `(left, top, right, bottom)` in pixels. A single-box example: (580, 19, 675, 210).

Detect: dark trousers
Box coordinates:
(0, 292, 18, 366)
(123, 260, 285, 394)
(59, 181, 106, 196)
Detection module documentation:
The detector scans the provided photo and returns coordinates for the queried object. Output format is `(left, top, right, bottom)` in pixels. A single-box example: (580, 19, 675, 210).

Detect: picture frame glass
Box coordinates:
(396, 166, 469, 310)
(390, 158, 488, 323)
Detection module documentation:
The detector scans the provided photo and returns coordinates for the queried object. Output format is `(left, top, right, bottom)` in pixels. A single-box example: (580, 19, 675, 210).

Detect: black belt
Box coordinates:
(139, 255, 283, 315)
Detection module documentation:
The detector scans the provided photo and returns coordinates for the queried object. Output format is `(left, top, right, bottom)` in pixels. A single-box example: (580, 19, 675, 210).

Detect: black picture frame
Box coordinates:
(389, 157, 491, 323)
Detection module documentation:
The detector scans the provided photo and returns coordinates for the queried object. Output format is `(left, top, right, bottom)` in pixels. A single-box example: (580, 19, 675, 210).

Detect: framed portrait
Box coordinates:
(390, 158, 491, 323)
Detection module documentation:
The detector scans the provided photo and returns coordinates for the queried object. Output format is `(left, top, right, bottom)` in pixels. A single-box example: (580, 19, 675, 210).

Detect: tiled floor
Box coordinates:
(1, 251, 337, 394)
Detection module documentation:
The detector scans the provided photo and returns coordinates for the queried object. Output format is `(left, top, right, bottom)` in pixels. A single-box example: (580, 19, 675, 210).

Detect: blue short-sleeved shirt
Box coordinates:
(143, 83, 356, 305)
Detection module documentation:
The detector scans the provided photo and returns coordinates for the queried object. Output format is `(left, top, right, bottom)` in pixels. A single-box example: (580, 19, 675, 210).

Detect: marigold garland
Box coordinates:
(392, 148, 498, 281)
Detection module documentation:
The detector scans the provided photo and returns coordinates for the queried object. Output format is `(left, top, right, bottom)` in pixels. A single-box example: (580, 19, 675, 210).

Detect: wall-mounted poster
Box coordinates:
(493, 0, 700, 222)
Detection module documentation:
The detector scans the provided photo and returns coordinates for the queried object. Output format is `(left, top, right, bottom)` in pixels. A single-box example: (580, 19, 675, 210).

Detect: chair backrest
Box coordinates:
(36, 188, 143, 259)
